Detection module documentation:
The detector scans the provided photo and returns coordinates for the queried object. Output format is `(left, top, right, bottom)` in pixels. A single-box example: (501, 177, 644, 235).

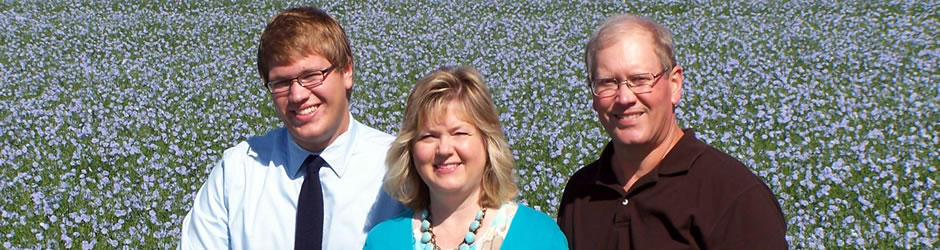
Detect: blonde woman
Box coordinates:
(364, 67, 567, 250)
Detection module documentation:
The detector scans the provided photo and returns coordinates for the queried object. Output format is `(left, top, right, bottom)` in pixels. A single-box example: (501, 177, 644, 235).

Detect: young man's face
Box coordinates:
(268, 54, 353, 152)
(591, 32, 682, 148)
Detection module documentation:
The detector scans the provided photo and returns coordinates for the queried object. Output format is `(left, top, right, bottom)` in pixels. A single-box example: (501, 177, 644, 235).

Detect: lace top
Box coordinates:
(411, 202, 519, 250)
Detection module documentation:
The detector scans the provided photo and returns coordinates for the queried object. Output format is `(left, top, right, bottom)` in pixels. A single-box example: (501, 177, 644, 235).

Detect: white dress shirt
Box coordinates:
(180, 115, 406, 249)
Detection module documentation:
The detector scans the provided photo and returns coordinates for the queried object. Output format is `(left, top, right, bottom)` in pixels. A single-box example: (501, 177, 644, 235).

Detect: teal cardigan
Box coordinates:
(364, 204, 568, 249)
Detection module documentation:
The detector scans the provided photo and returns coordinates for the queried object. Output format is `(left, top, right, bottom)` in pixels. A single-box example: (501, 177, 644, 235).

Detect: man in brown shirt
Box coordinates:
(556, 14, 788, 249)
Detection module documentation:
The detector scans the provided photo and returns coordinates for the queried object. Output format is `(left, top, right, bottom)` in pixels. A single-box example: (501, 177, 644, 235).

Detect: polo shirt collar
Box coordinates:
(286, 113, 358, 179)
(658, 128, 706, 175)
(593, 128, 705, 188)
(593, 142, 620, 188)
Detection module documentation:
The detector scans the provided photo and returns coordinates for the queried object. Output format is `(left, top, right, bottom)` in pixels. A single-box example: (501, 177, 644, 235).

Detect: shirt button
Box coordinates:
(622, 198, 629, 206)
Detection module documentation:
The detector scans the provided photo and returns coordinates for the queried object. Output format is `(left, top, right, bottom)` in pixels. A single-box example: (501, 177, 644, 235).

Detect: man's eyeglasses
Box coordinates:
(590, 67, 671, 97)
(265, 65, 336, 94)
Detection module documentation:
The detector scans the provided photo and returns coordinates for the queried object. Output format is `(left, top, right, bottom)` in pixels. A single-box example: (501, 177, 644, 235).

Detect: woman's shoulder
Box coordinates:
(364, 209, 415, 249)
(369, 209, 413, 233)
(502, 203, 569, 249)
(512, 204, 559, 228)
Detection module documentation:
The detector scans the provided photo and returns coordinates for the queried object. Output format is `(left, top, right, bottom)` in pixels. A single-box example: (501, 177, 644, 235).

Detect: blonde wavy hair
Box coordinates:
(385, 66, 517, 211)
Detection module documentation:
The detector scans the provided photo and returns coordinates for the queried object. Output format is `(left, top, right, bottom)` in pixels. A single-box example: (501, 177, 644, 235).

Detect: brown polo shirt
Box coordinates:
(557, 129, 787, 249)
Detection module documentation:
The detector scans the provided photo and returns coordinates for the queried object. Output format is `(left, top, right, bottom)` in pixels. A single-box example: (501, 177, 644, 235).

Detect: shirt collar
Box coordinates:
(594, 128, 705, 187)
(658, 128, 706, 175)
(593, 142, 620, 188)
(286, 113, 359, 179)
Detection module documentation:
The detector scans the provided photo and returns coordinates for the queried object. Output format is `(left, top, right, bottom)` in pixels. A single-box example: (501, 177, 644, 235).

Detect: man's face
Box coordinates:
(592, 33, 682, 148)
(268, 54, 353, 152)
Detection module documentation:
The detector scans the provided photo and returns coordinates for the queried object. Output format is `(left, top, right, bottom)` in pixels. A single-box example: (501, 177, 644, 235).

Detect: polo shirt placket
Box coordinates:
(558, 129, 788, 250)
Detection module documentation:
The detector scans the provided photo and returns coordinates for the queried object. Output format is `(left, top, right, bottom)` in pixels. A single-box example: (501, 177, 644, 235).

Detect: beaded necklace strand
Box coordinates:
(420, 207, 487, 250)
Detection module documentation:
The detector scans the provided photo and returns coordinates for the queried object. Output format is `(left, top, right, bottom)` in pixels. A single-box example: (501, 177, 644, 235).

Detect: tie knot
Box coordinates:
(303, 155, 326, 176)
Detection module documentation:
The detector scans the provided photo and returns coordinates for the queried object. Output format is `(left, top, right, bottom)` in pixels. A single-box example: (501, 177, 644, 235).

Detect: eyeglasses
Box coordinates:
(590, 67, 671, 97)
(264, 65, 336, 94)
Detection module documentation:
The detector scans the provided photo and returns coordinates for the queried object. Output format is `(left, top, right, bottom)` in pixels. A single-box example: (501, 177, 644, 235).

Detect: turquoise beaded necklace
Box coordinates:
(420, 207, 487, 250)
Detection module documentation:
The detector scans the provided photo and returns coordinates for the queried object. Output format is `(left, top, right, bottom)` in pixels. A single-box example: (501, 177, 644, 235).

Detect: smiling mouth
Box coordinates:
(615, 112, 644, 119)
(297, 105, 319, 115)
(435, 163, 460, 170)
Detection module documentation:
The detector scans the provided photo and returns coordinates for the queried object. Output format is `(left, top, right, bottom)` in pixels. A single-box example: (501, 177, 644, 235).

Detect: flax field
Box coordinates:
(1, 0, 938, 248)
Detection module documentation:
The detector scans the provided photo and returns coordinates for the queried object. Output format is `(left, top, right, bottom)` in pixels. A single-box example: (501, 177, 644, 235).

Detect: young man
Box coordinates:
(180, 6, 404, 249)
(557, 14, 787, 249)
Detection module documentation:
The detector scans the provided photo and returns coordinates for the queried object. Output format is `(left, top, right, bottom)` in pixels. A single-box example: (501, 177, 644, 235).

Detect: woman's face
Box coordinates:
(412, 102, 488, 199)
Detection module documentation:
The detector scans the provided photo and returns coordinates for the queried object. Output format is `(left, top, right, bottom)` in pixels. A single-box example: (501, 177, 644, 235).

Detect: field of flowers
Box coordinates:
(1, 0, 937, 248)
